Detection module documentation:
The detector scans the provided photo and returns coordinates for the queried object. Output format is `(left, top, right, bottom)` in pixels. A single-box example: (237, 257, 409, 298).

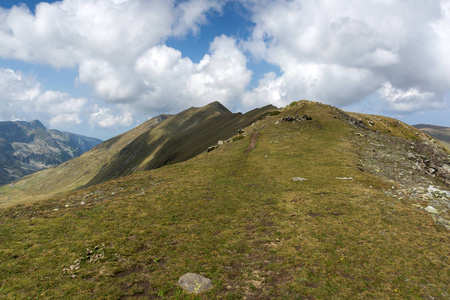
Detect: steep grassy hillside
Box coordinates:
(0, 115, 168, 207)
(0, 101, 448, 299)
(0, 102, 275, 207)
(414, 124, 450, 151)
(86, 101, 276, 186)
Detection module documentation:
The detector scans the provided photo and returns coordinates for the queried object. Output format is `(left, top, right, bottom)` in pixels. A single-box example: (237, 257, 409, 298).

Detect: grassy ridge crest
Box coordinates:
(0, 100, 448, 299)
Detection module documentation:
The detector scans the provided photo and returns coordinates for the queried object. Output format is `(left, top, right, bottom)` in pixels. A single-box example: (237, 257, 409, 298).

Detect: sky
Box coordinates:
(0, 0, 449, 140)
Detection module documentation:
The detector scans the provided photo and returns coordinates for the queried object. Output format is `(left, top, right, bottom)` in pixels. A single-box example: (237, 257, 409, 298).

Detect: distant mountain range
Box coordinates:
(0, 120, 101, 185)
(414, 124, 450, 151)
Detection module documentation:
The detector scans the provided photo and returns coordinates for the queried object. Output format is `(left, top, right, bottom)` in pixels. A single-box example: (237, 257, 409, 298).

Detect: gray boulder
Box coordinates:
(178, 273, 214, 294)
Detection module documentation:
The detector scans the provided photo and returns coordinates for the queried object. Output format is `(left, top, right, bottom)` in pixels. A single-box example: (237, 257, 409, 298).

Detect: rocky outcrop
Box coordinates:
(354, 126, 450, 229)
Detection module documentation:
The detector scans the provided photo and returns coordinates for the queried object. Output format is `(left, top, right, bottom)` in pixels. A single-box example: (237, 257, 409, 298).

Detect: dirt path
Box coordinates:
(294, 103, 307, 115)
(245, 131, 260, 153)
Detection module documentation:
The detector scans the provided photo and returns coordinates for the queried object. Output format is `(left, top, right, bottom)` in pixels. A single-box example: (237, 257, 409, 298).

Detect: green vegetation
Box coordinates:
(1, 103, 275, 208)
(0, 115, 168, 207)
(86, 102, 276, 187)
(0, 101, 448, 299)
(268, 111, 281, 116)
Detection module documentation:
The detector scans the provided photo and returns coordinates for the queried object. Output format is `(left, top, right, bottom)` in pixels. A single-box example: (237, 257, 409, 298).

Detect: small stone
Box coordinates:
(425, 206, 438, 214)
(178, 273, 214, 294)
(292, 177, 307, 181)
(336, 177, 353, 180)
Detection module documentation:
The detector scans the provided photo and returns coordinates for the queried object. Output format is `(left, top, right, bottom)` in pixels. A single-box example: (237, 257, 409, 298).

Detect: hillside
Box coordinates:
(414, 124, 450, 151)
(86, 101, 276, 186)
(0, 100, 448, 299)
(0, 115, 168, 206)
(0, 102, 275, 206)
(0, 120, 101, 185)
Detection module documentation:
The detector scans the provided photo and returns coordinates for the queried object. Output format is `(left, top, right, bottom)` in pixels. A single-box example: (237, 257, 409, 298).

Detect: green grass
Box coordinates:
(1, 101, 449, 299)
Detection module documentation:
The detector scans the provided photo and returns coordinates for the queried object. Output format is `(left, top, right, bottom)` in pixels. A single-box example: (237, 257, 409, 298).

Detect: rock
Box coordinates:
(425, 206, 438, 213)
(281, 115, 296, 122)
(292, 177, 307, 181)
(178, 273, 214, 294)
(207, 146, 219, 153)
(336, 177, 353, 180)
(436, 218, 450, 229)
(427, 186, 450, 198)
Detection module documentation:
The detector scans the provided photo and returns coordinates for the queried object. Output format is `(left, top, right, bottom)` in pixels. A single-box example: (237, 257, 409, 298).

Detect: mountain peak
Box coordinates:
(16, 119, 45, 129)
(204, 101, 232, 114)
(29, 120, 45, 128)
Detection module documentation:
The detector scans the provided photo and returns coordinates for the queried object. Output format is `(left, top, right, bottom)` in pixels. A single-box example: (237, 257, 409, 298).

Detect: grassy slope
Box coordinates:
(86, 102, 276, 187)
(0, 101, 448, 299)
(0, 102, 275, 206)
(0, 115, 167, 207)
(414, 124, 450, 151)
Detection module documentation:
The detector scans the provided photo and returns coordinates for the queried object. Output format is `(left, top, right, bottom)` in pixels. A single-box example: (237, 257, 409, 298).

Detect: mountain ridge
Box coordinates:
(0, 102, 276, 206)
(1, 100, 448, 298)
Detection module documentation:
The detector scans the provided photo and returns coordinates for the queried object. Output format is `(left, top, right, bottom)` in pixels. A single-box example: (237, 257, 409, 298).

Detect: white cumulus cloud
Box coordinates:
(133, 34, 251, 112)
(243, 0, 450, 113)
(90, 105, 133, 128)
(378, 82, 443, 112)
(0, 67, 131, 131)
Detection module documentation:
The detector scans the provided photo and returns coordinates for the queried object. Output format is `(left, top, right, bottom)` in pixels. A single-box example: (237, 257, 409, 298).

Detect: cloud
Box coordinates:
(0, 0, 227, 68)
(0, 67, 131, 130)
(0, 68, 87, 125)
(0, 0, 175, 67)
(49, 114, 82, 127)
(90, 105, 133, 128)
(243, 0, 450, 112)
(378, 82, 444, 112)
(0, 0, 246, 114)
(0, 68, 40, 104)
(132, 34, 251, 112)
(173, 0, 225, 36)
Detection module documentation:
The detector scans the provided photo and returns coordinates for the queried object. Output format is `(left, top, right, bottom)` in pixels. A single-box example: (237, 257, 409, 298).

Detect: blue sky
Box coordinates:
(0, 0, 449, 140)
